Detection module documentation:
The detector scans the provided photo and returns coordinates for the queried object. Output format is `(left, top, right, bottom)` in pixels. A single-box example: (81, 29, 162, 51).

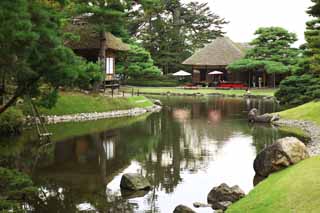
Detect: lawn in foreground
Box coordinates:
(123, 87, 276, 97)
(227, 156, 320, 213)
(278, 101, 320, 125)
(38, 92, 153, 116)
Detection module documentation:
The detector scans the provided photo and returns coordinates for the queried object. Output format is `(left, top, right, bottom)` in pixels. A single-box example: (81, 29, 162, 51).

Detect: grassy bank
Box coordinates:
(227, 156, 320, 213)
(37, 92, 153, 116)
(278, 101, 320, 125)
(123, 87, 276, 97)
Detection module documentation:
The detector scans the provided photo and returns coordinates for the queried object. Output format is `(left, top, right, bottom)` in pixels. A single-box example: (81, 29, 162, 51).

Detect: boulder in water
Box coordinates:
(207, 183, 245, 210)
(173, 205, 196, 213)
(120, 173, 152, 191)
(248, 108, 279, 123)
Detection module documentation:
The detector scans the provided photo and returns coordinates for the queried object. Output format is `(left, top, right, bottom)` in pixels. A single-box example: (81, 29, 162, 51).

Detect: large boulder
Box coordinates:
(173, 205, 196, 213)
(254, 137, 309, 179)
(207, 183, 245, 211)
(120, 173, 152, 191)
(248, 108, 279, 123)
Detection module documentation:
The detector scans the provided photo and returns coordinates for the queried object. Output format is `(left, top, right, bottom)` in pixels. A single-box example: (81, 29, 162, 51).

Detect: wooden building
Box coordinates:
(183, 37, 282, 88)
(65, 19, 130, 82)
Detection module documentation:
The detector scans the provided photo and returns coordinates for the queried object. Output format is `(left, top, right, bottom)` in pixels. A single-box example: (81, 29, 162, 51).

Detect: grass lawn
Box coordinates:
(278, 101, 320, 125)
(227, 156, 320, 213)
(37, 92, 153, 116)
(122, 87, 276, 97)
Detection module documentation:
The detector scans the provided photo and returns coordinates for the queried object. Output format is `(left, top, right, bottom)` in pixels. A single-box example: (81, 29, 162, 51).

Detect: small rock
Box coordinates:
(173, 205, 196, 213)
(207, 183, 245, 210)
(193, 202, 211, 208)
(154, 99, 163, 106)
(120, 173, 152, 191)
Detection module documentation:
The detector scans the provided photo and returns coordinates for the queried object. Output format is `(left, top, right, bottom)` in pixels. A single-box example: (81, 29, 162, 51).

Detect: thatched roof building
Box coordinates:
(183, 37, 246, 67)
(65, 24, 130, 52)
(65, 19, 130, 81)
(182, 37, 252, 86)
(182, 37, 283, 88)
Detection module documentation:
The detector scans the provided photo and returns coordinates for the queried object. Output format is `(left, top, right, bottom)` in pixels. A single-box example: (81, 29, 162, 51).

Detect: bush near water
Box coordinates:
(0, 108, 25, 136)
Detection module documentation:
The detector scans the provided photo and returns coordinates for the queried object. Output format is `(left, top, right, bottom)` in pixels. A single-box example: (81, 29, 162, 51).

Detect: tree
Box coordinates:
(127, 1, 227, 74)
(0, 0, 84, 114)
(228, 27, 300, 88)
(275, 0, 320, 106)
(116, 42, 161, 79)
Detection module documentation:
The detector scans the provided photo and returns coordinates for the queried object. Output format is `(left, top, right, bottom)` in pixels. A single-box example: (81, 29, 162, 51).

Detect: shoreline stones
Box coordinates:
(248, 108, 280, 123)
(253, 137, 309, 185)
(274, 119, 320, 156)
(120, 173, 152, 191)
(207, 183, 245, 211)
(27, 105, 161, 125)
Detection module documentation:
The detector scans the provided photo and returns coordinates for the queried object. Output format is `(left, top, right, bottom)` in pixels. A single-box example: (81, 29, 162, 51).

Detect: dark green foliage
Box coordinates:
(75, 62, 103, 90)
(0, 108, 25, 135)
(228, 59, 289, 74)
(275, 1, 320, 106)
(275, 75, 320, 106)
(116, 43, 161, 79)
(228, 27, 300, 74)
(0, 167, 37, 212)
(0, 0, 85, 114)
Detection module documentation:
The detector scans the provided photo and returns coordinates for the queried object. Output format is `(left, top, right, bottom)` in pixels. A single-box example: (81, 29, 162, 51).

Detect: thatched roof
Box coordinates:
(183, 37, 247, 66)
(65, 24, 130, 51)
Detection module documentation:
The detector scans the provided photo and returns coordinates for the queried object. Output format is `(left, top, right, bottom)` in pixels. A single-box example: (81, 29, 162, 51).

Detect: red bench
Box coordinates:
(217, 82, 247, 89)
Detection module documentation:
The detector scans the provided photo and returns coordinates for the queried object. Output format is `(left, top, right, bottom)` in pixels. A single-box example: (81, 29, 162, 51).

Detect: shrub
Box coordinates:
(0, 108, 25, 135)
(275, 74, 320, 106)
(0, 167, 37, 211)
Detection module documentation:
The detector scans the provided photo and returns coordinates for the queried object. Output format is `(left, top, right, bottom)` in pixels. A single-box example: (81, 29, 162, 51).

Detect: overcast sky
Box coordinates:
(185, 0, 313, 46)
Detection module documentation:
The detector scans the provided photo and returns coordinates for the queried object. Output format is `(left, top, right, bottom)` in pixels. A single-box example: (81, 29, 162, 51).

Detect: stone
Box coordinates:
(207, 183, 245, 211)
(193, 202, 211, 208)
(173, 205, 196, 213)
(248, 108, 280, 123)
(120, 173, 152, 191)
(154, 99, 163, 106)
(254, 137, 309, 180)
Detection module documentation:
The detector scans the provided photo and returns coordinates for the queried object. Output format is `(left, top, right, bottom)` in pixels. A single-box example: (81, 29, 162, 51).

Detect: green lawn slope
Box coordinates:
(38, 92, 153, 116)
(227, 156, 320, 213)
(279, 101, 320, 125)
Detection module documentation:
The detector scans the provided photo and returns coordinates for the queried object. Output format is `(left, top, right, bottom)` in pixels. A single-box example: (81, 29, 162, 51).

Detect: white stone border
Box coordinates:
(29, 105, 162, 125)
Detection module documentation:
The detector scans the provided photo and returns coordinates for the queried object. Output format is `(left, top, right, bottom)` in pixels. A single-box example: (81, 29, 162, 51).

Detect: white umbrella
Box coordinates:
(173, 70, 191, 76)
(208, 71, 224, 75)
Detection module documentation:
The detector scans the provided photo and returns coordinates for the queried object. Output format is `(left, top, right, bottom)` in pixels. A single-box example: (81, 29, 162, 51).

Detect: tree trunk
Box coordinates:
(96, 31, 107, 92)
(0, 91, 21, 114)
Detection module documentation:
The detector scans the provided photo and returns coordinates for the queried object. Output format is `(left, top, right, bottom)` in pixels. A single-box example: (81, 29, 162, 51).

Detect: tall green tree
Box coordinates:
(275, 1, 320, 106)
(128, 1, 227, 74)
(228, 27, 300, 88)
(0, 0, 83, 113)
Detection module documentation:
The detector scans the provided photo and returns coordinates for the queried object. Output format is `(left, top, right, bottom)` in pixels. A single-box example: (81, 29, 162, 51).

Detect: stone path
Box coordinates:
(274, 119, 320, 156)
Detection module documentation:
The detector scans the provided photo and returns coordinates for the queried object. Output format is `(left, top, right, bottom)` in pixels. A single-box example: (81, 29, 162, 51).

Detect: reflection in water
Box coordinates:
(0, 96, 294, 213)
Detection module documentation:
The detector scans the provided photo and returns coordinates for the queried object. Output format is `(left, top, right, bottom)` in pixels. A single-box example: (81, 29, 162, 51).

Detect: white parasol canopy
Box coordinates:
(208, 71, 224, 75)
(172, 70, 191, 76)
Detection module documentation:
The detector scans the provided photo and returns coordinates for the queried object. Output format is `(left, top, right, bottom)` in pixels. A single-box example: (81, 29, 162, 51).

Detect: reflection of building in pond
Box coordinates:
(172, 108, 191, 123)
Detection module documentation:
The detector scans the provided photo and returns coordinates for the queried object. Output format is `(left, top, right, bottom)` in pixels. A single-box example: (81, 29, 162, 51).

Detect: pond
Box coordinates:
(1, 96, 293, 213)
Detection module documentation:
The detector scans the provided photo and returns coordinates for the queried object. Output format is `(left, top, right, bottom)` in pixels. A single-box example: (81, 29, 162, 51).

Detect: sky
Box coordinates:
(185, 0, 313, 46)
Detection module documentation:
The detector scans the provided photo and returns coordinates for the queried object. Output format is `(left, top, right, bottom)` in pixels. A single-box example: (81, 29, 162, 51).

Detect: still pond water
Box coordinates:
(2, 96, 293, 213)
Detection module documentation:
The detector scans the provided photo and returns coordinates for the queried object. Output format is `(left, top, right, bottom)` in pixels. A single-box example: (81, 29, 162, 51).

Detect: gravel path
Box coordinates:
(274, 119, 320, 156)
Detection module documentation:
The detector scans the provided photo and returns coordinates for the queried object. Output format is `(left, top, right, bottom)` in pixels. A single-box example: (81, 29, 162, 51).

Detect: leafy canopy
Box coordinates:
(228, 27, 300, 74)
(0, 0, 85, 113)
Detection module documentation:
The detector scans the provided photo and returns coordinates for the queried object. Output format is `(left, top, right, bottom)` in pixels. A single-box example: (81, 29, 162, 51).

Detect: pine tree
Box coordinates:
(0, 0, 83, 113)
